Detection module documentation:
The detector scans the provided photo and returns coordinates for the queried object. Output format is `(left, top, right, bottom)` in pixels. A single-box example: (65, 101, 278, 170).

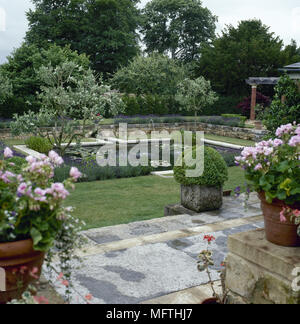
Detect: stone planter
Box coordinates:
(180, 185, 223, 213)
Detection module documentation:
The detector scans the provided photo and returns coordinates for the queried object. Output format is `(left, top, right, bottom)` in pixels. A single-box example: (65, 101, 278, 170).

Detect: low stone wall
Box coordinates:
(0, 122, 268, 142)
(226, 229, 300, 304)
(100, 122, 267, 141)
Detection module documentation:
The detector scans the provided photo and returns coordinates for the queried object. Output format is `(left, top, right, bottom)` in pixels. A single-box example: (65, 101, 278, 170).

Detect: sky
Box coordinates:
(0, 0, 299, 64)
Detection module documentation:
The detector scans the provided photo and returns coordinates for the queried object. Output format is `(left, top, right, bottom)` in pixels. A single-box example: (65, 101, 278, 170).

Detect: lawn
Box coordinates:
(66, 166, 246, 230)
(205, 134, 255, 147)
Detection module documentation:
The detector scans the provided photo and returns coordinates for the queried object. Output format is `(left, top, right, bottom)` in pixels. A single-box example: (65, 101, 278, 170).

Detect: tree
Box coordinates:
(0, 43, 90, 117)
(0, 74, 12, 104)
(175, 77, 218, 123)
(111, 53, 187, 96)
(11, 61, 124, 155)
(281, 40, 300, 65)
(262, 75, 300, 135)
(26, 0, 141, 75)
(141, 0, 217, 61)
(196, 20, 287, 96)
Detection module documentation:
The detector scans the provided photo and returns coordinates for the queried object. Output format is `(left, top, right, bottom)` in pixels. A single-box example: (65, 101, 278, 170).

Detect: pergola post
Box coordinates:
(250, 84, 257, 121)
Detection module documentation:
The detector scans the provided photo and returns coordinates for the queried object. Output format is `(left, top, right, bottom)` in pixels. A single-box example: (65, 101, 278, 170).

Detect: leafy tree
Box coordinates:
(196, 19, 287, 96)
(111, 53, 187, 96)
(0, 73, 12, 104)
(0, 43, 90, 117)
(263, 75, 300, 134)
(26, 0, 141, 75)
(175, 77, 218, 123)
(11, 61, 124, 155)
(282, 40, 300, 65)
(140, 0, 217, 61)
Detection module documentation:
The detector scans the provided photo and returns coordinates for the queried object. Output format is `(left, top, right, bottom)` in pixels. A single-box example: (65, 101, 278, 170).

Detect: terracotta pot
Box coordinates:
(201, 297, 219, 305)
(258, 192, 300, 247)
(0, 239, 45, 304)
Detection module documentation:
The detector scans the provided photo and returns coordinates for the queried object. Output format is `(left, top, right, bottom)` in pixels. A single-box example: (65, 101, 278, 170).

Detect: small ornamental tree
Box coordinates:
(237, 92, 271, 118)
(175, 77, 218, 123)
(11, 61, 124, 155)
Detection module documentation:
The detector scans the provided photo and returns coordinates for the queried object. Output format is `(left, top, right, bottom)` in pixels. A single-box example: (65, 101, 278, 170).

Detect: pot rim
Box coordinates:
(0, 239, 36, 259)
(258, 191, 300, 209)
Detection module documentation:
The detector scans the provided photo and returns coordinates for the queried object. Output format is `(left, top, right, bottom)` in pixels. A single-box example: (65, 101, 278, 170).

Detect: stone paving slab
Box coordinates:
(141, 282, 222, 304)
(48, 218, 264, 304)
(81, 195, 261, 246)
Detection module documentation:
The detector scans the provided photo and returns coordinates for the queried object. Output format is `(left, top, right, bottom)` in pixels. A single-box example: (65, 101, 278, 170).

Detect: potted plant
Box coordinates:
(198, 235, 229, 304)
(235, 123, 300, 247)
(174, 146, 228, 212)
(0, 147, 83, 303)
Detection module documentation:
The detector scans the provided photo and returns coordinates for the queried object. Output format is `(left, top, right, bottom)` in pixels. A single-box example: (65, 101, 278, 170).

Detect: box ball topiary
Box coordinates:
(173, 146, 228, 187)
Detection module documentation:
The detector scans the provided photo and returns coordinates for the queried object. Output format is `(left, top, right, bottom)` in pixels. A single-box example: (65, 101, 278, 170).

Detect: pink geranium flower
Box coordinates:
(280, 208, 287, 223)
(4, 147, 13, 158)
(70, 167, 82, 180)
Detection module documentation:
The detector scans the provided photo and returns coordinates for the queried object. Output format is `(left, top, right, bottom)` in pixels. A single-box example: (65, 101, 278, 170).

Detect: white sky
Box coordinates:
(0, 0, 299, 63)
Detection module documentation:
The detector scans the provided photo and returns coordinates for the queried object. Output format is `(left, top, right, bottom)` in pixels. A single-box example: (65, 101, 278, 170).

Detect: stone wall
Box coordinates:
(225, 229, 300, 304)
(0, 122, 268, 142)
(100, 122, 268, 141)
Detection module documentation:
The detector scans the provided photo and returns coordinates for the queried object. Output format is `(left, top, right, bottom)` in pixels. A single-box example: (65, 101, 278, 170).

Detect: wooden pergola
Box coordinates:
(246, 62, 300, 120)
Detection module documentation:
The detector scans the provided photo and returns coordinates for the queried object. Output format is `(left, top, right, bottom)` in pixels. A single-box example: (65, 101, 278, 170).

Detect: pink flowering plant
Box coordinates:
(236, 123, 300, 234)
(0, 148, 82, 251)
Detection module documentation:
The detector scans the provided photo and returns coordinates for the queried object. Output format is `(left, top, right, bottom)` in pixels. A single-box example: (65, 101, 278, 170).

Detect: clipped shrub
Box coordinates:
(174, 146, 228, 187)
(25, 136, 53, 154)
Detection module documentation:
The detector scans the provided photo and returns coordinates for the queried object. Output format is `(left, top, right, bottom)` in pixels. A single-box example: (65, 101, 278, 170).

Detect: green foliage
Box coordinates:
(174, 146, 228, 186)
(263, 75, 300, 134)
(202, 95, 242, 116)
(0, 73, 12, 104)
(175, 77, 218, 117)
(25, 136, 53, 154)
(112, 53, 187, 96)
(221, 114, 247, 127)
(54, 163, 153, 183)
(26, 0, 140, 76)
(196, 19, 287, 96)
(237, 124, 300, 205)
(5, 157, 26, 174)
(281, 40, 300, 66)
(11, 61, 125, 155)
(141, 0, 217, 61)
(122, 94, 179, 116)
(0, 43, 90, 117)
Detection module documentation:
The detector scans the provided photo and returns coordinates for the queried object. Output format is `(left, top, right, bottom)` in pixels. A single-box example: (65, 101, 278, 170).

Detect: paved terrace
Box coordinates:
(46, 193, 263, 304)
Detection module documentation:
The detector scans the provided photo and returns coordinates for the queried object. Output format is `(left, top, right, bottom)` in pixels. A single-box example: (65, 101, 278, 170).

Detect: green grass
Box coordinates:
(205, 134, 255, 147)
(66, 166, 246, 230)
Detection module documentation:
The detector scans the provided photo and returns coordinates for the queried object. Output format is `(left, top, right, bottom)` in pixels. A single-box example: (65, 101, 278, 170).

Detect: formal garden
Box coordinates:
(0, 0, 300, 306)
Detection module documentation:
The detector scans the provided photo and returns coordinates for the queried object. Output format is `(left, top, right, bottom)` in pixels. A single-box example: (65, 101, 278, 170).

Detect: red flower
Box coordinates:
(204, 235, 216, 243)
(85, 294, 93, 301)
